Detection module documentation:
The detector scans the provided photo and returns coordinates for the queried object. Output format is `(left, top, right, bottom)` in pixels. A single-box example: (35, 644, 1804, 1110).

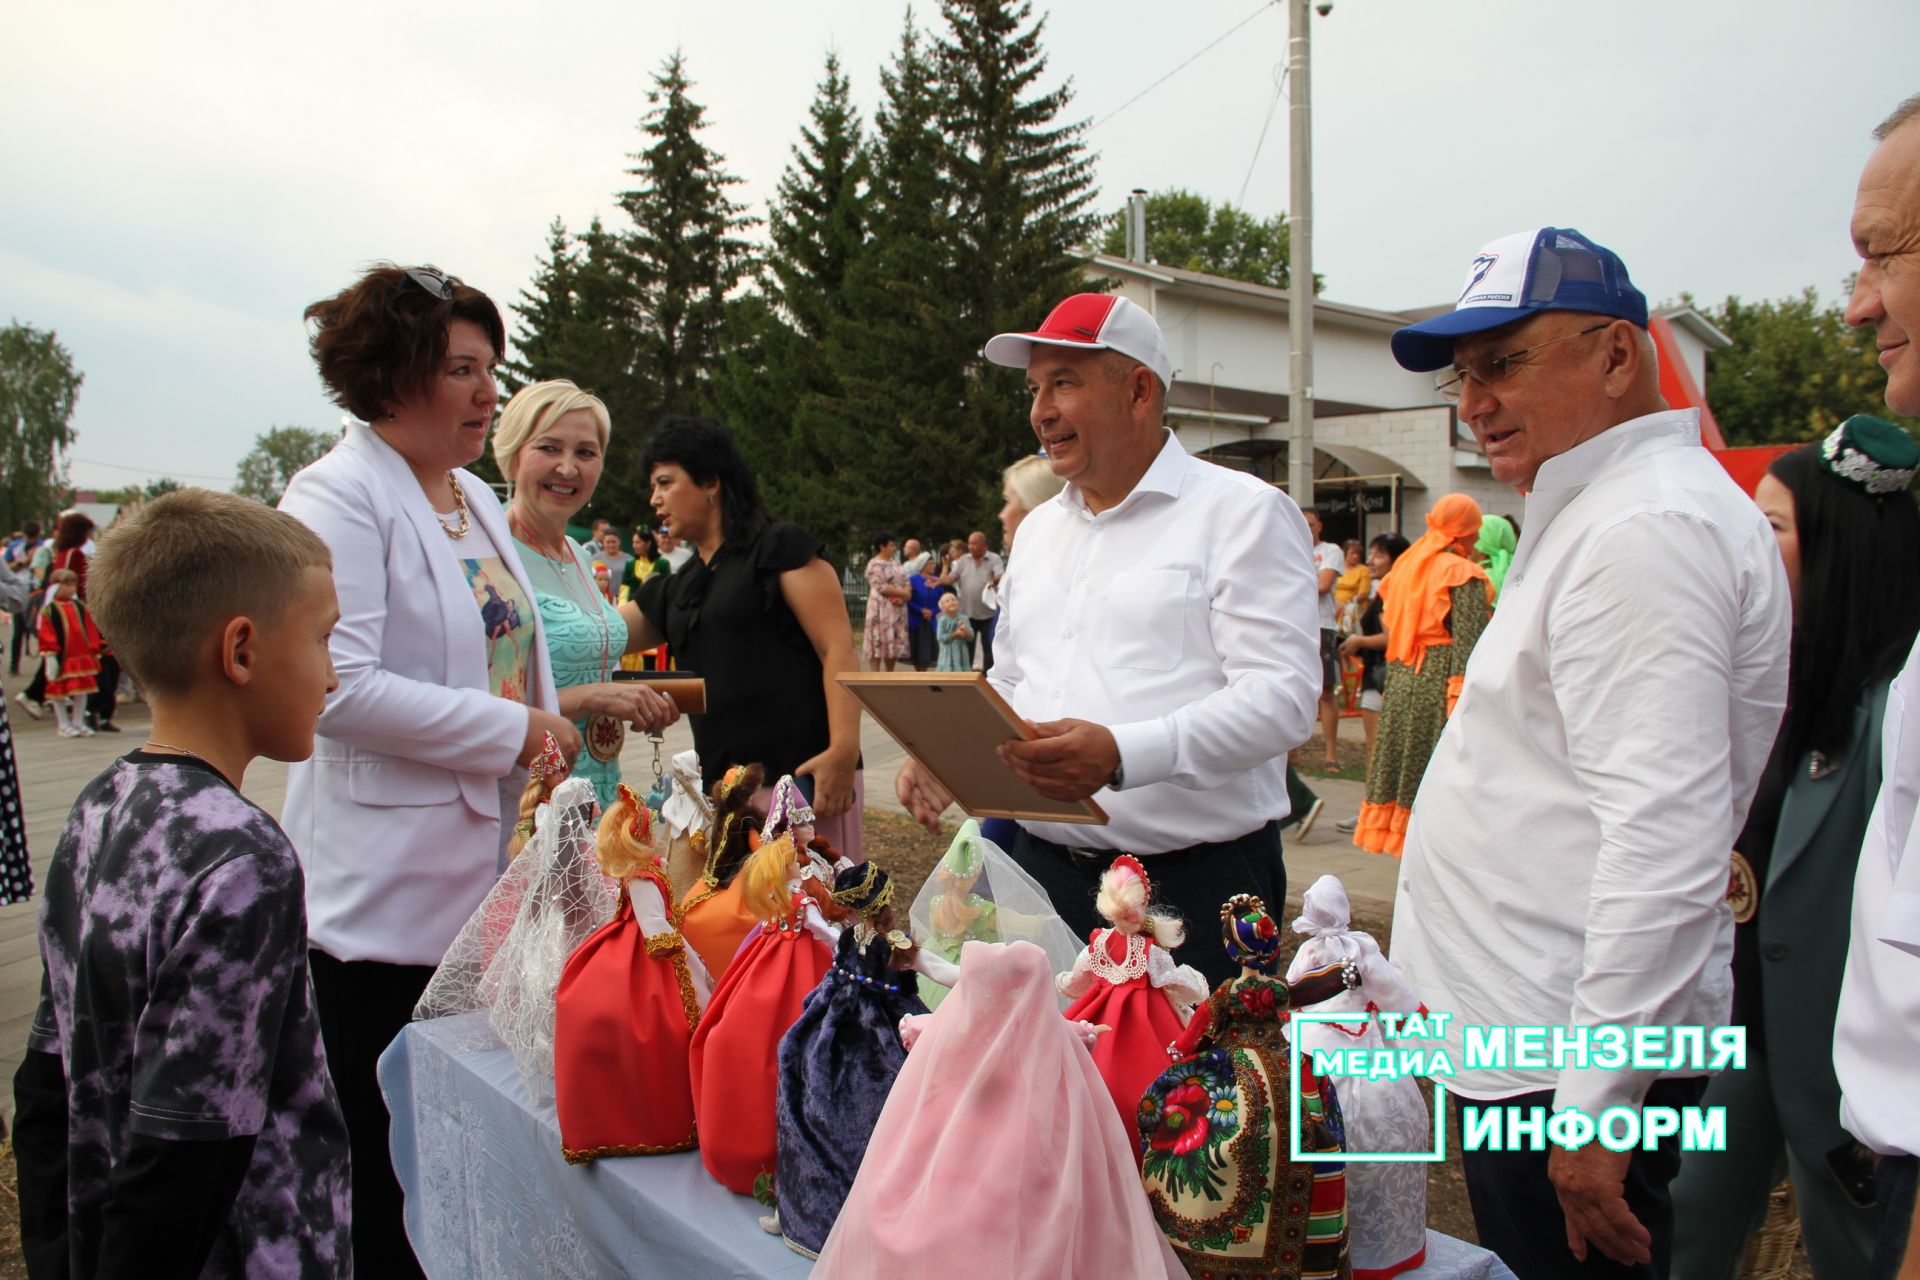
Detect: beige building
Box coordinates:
(1087, 251, 1729, 545)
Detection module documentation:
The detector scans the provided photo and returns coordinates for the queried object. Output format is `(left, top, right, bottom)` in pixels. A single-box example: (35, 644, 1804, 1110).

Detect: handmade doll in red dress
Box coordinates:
(552, 783, 713, 1161)
(687, 775, 845, 1195)
(1056, 855, 1209, 1163)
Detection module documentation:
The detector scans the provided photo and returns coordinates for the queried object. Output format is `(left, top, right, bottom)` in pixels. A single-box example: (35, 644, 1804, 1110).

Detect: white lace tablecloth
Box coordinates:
(379, 1015, 1516, 1280)
(379, 1015, 811, 1279)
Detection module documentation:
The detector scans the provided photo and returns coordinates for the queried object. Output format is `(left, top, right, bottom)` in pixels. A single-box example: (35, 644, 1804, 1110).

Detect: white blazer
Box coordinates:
(278, 422, 559, 965)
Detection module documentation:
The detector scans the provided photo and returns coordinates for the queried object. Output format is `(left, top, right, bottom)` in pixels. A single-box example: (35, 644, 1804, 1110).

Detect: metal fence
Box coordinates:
(841, 565, 868, 628)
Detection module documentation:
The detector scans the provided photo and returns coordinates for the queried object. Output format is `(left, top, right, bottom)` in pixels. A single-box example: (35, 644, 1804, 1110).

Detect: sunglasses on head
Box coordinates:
(403, 265, 461, 300)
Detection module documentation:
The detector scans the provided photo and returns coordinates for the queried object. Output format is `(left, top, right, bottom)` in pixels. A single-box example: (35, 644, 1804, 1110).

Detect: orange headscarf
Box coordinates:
(1378, 493, 1493, 674)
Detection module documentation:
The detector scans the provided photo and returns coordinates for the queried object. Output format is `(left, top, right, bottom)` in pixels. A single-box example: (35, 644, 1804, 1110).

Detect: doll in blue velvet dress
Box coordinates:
(772, 862, 957, 1257)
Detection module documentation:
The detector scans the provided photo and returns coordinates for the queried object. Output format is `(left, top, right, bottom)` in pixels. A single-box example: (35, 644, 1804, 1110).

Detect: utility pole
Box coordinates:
(1285, 0, 1316, 505)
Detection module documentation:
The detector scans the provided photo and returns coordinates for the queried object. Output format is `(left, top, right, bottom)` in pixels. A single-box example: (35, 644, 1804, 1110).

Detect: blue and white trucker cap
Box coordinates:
(1390, 227, 1649, 372)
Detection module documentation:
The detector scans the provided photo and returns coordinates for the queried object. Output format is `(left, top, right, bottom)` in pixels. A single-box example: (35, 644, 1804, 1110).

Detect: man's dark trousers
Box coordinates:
(1456, 1076, 1708, 1279)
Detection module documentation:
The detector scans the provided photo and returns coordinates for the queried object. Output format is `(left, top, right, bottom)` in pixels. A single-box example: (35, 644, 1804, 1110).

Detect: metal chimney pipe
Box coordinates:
(1126, 188, 1148, 263)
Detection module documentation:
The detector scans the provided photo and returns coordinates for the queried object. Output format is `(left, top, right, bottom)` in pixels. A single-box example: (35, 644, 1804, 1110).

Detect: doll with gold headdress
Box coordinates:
(505, 732, 570, 860)
(687, 776, 845, 1195)
(551, 783, 712, 1162)
(676, 762, 763, 981)
(1056, 854, 1209, 1162)
(773, 861, 953, 1257)
(1139, 895, 1353, 1280)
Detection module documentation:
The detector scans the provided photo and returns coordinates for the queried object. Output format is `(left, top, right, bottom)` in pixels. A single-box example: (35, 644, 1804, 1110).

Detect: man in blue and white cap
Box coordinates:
(1384, 228, 1791, 1276)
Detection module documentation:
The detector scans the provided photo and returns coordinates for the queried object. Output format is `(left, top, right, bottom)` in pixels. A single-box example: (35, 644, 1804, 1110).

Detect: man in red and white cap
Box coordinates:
(895, 292, 1323, 986)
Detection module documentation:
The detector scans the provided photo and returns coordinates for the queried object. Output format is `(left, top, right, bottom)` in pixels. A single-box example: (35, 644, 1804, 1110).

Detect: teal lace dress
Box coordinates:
(515, 536, 631, 808)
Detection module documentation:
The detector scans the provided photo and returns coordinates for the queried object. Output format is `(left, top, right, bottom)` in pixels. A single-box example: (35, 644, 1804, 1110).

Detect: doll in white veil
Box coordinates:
(907, 818, 1081, 1010)
(1286, 874, 1430, 1279)
(413, 766, 620, 1099)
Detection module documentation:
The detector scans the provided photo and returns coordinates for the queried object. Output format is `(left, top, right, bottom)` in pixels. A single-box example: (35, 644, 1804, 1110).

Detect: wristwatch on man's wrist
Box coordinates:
(1109, 757, 1125, 790)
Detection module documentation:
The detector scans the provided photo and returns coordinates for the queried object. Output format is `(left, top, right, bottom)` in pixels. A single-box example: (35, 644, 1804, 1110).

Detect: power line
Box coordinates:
(1090, 1, 1278, 130)
(1236, 64, 1289, 208)
(66, 455, 234, 484)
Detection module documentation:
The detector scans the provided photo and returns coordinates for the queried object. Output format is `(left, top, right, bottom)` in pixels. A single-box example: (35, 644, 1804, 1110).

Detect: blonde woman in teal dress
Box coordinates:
(496, 380, 680, 806)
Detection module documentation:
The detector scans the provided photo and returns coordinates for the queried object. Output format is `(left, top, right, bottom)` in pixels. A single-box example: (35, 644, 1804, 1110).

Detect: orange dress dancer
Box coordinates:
(552, 784, 713, 1161)
(1056, 855, 1208, 1165)
(676, 764, 762, 981)
(688, 775, 843, 1195)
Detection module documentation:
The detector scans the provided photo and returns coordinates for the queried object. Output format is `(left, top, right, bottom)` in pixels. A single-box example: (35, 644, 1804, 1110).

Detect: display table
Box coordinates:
(381, 1016, 1517, 1279)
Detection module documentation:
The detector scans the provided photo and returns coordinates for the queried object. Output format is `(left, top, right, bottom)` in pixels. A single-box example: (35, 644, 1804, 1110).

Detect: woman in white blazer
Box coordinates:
(278, 264, 604, 1279)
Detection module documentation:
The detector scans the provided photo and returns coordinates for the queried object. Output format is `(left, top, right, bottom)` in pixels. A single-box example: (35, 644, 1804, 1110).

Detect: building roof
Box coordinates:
(1165, 381, 1381, 422)
(1086, 253, 1419, 334)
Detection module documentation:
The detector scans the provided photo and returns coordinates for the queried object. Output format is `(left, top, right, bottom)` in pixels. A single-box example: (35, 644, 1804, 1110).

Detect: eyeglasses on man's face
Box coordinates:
(1435, 322, 1611, 402)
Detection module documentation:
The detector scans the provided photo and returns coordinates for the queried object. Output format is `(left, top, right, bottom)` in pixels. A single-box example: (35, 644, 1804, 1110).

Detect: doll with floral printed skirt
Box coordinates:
(686, 775, 848, 1195)
(1139, 894, 1353, 1280)
(551, 784, 713, 1161)
(1055, 855, 1209, 1164)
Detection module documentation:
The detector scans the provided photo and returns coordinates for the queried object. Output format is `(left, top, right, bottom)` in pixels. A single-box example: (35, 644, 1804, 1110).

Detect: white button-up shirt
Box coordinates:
(989, 430, 1322, 852)
(1834, 635, 1920, 1155)
(1391, 409, 1789, 1115)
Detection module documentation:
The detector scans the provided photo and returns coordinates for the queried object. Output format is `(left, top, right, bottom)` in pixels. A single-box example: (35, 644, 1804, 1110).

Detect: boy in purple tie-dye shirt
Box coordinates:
(13, 491, 352, 1278)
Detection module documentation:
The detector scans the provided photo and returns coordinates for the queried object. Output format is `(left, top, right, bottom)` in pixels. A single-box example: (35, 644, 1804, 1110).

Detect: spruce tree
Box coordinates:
(767, 51, 870, 344)
(711, 51, 872, 537)
(934, 0, 1101, 505)
(496, 217, 652, 514)
(809, 15, 976, 552)
(618, 52, 755, 422)
(502, 217, 582, 397)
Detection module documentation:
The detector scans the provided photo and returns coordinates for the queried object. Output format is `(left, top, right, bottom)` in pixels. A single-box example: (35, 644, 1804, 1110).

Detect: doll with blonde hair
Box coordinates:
(552, 782, 711, 1161)
(506, 733, 570, 859)
(1056, 855, 1209, 1162)
(688, 775, 842, 1197)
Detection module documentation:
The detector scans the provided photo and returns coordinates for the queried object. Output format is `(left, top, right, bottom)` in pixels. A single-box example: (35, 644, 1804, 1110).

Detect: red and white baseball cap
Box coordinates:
(984, 293, 1173, 390)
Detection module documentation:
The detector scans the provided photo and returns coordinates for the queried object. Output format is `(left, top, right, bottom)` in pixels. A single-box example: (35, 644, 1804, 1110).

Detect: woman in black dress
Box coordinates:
(633, 417, 864, 858)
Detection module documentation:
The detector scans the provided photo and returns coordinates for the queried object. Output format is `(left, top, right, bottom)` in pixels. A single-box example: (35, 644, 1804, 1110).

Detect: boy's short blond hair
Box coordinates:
(90, 489, 332, 696)
(45, 568, 78, 587)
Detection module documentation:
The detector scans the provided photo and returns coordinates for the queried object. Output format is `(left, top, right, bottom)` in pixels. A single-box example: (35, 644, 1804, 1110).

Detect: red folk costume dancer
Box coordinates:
(1056, 855, 1208, 1163)
(552, 784, 713, 1161)
(687, 775, 844, 1195)
(37, 570, 103, 738)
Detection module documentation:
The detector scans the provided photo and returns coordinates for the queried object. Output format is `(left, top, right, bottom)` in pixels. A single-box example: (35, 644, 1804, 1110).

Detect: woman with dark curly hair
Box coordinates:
(633, 417, 864, 858)
(277, 263, 583, 1278)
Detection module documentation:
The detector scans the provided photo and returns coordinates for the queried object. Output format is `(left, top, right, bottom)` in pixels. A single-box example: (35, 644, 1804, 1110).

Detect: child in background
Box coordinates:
(12, 489, 352, 1279)
(934, 589, 972, 673)
(36, 568, 102, 737)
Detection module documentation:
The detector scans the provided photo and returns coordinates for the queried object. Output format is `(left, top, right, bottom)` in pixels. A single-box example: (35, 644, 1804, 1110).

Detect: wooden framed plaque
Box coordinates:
(838, 671, 1108, 825)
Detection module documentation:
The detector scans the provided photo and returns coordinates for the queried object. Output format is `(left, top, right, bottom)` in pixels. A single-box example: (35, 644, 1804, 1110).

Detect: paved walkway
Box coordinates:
(0, 669, 1399, 1115)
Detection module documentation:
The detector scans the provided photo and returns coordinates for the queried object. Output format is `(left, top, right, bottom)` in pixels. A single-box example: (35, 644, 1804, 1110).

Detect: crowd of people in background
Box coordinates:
(7, 88, 1920, 1280)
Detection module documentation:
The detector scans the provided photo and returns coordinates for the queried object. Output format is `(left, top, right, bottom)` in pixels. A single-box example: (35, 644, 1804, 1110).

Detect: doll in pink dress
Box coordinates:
(1056, 854, 1208, 1163)
(813, 940, 1184, 1279)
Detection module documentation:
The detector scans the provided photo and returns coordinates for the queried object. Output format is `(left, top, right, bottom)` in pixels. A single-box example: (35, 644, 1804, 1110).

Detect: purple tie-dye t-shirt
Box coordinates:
(29, 755, 351, 1277)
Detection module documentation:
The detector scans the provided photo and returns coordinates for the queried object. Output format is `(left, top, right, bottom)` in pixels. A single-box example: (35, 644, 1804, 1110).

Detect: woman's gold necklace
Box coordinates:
(436, 472, 471, 539)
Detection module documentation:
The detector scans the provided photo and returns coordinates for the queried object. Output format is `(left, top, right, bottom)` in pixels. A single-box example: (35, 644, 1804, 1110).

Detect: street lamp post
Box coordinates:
(1285, 0, 1316, 506)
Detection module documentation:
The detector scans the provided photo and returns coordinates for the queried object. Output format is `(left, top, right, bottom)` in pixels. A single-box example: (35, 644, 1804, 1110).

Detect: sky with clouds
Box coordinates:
(3, 0, 1914, 493)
